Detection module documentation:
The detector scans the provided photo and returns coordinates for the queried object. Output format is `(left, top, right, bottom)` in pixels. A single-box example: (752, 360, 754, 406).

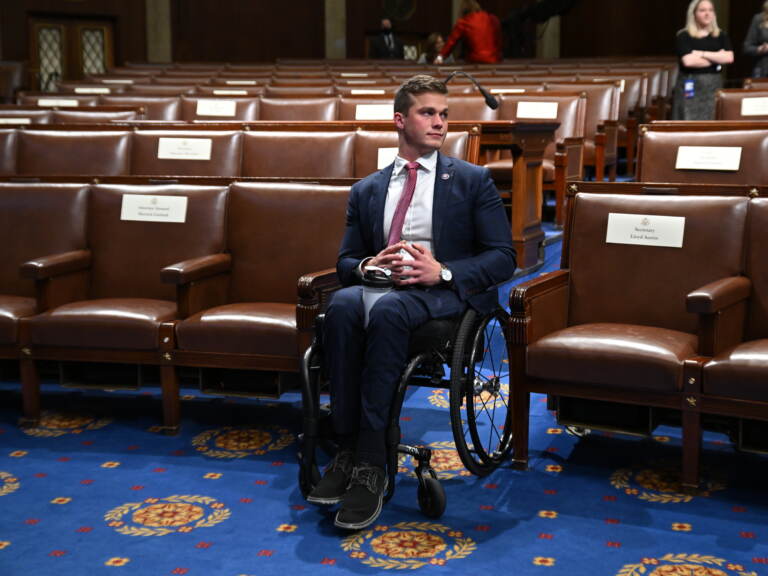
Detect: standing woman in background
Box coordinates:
(672, 0, 733, 120)
(435, 0, 502, 64)
(743, 1, 768, 78)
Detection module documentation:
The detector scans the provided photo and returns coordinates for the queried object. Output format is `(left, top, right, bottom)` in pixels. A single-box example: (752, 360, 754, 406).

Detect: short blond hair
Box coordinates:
(684, 0, 721, 37)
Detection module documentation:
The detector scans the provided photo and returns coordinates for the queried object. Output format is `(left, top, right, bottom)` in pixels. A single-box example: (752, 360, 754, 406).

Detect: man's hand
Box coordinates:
(392, 242, 442, 287)
(366, 242, 408, 271)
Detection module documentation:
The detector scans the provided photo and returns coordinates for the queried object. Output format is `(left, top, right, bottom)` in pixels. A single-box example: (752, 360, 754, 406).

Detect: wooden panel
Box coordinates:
(170, 0, 325, 62)
(0, 0, 145, 65)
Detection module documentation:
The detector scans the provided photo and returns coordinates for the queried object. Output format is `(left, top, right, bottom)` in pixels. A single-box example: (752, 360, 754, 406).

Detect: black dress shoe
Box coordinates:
(306, 450, 354, 505)
(334, 463, 387, 530)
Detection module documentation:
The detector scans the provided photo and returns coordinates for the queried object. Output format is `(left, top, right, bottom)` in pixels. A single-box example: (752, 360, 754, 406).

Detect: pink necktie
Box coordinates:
(387, 161, 420, 246)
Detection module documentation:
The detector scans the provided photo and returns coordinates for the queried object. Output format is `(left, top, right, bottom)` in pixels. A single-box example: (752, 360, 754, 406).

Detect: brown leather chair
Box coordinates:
(637, 127, 768, 185)
(100, 95, 182, 121)
(0, 129, 18, 175)
(715, 89, 768, 121)
(16, 130, 132, 176)
(510, 192, 750, 488)
(258, 97, 338, 120)
(241, 131, 355, 178)
(698, 198, 768, 460)
(262, 85, 337, 98)
(485, 91, 588, 227)
(130, 130, 243, 177)
(546, 81, 621, 181)
(0, 109, 54, 124)
(167, 182, 351, 429)
(127, 84, 197, 96)
(196, 85, 264, 97)
(338, 97, 392, 121)
(16, 93, 101, 107)
(0, 183, 89, 361)
(179, 96, 260, 121)
(19, 184, 230, 431)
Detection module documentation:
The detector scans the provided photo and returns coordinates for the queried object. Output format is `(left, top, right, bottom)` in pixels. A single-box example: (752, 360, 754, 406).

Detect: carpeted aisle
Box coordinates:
(0, 236, 766, 576)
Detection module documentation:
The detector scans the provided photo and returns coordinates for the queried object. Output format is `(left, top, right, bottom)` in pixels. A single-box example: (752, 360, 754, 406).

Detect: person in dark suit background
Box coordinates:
(305, 75, 516, 530)
(369, 17, 404, 59)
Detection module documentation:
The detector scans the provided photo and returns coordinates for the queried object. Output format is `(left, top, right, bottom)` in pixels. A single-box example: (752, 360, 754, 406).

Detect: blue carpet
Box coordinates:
(1, 237, 766, 575)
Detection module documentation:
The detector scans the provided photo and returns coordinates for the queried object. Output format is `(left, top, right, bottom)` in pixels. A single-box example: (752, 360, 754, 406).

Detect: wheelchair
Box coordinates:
(297, 304, 513, 519)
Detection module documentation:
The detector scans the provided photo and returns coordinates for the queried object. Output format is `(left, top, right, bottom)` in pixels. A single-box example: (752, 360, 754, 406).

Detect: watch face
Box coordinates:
(441, 267, 452, 282)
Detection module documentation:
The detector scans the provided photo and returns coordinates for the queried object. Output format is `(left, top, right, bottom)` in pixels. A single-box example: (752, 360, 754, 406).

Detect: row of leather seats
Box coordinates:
(0, 127, 470, 178)
(1, 181, 350, 432)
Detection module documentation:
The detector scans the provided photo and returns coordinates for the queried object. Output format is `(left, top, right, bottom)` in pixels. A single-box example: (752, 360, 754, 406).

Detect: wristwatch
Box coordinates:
(440, 264, 453, 284)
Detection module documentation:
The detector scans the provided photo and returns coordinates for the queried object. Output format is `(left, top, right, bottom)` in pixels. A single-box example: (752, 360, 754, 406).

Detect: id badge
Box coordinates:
(684, 79, 695, 99)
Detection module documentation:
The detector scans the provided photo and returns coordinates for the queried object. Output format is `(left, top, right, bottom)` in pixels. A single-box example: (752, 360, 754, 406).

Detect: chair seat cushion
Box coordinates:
(703, 339, 768, 401)
(26, 298, 177, 349)
(485, 158, 555, 185)
(527, 323, 698, 391)
(176, 302, 297, 357)
(0, 295, 37, 345)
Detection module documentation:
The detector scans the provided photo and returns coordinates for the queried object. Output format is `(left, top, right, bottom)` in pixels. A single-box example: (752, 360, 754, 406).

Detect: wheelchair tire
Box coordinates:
(297, 445, 321, 499)
(417, 477, 446, 519)
(449, 307, 513, 476)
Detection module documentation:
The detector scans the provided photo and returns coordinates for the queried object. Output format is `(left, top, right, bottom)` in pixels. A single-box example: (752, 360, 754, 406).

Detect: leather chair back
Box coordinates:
(227, 182, 350, 303)
(131, 130, 243, 177)
(0, 129, 17, 175)
(51, 110, 140, 123)
(87, 184, 228, 300)
(746, 198, 768, 339)
(258, 97, 338, 120)
(17, 130, 132, 175)
(241, 131, 354, 178)
(638, 130, 768, 184)
(0, 183, 89, 296)
(180, 96, 260, 121)
(443, 95, 498, 121)
(100, 95, 181, 121)
(567, 193, 748, 333)
(716, 89, 768, 121)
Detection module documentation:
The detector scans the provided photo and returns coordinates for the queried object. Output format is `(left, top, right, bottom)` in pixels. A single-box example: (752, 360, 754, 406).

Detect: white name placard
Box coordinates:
(606, 213, 685, 248)
(347, 80, 377, 84)
(225, 80, 257, 85)
(675, 146, 742, 171)
(0, 117, 31, 124)
(355, 104, 392, 120)
(157, 138, 213, 161)
(377, 147, 398, 169)
(351, 89, 385, 95)
(195, 99, 237, 117)
(213, 89, 247, 95)
(102, 79, 134, 84)
(491, 88, 525, 94)
(516, 101, 559, 119)
(37, 98, 79, 107)
(120, 194, 188, 223)
(75, 86, 110, 94)
(740, 97, 768, 116)
(341, 72, 368, 77)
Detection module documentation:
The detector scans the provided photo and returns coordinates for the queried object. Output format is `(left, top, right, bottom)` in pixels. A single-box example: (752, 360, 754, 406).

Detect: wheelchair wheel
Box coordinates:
(417, 477, 446, 519)
(449, 308, 513, 476)
(297, 445, 321, 499)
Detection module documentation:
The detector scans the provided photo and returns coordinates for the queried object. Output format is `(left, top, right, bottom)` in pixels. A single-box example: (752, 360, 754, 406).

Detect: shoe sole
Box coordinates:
(306, 494, 343, 506)
(333, 478, 387, 530)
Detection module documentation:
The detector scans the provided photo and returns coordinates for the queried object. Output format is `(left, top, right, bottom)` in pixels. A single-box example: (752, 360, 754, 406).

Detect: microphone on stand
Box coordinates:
(444, 70, 499, 110)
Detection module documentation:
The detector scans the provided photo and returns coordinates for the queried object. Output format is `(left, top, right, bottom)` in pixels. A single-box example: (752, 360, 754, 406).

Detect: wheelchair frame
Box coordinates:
(298, 305, 513, 519)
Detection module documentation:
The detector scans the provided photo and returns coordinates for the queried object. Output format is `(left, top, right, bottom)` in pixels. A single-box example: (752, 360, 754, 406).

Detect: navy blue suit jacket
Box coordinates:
(336, 153, 516, 313)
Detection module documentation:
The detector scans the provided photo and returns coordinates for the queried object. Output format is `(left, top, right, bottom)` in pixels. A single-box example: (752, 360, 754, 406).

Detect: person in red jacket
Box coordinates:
(436, 0, 502, 64)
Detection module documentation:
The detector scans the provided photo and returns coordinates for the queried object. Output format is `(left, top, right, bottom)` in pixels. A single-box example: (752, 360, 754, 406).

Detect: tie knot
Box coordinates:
(406, 161, 420, 172)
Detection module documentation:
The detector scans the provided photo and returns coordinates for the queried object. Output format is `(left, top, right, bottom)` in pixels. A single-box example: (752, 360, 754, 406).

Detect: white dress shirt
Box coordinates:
(383, 150, 437, 257)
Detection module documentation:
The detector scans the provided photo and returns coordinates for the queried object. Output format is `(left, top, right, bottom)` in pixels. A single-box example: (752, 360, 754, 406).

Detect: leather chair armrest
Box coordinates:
(20, 249, 91, 280)
(509, 269, 570, 346)
(686, 276, 751, 314)
(688, 276, 751, 357)
(161, 253, 232, 285)
(297, 268, 341, 331)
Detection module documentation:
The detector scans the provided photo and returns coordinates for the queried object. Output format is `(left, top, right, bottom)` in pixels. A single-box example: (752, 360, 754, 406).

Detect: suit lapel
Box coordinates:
(370, 163, 394, 254)
(432, 153, 455, 258)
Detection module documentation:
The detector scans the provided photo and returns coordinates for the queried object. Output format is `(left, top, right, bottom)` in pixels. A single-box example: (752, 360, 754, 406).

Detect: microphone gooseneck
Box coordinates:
(444, 70, 499, 110)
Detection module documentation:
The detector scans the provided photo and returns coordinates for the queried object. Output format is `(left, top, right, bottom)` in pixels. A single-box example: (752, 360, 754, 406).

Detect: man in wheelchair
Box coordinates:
(305, 74, 516, 530)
